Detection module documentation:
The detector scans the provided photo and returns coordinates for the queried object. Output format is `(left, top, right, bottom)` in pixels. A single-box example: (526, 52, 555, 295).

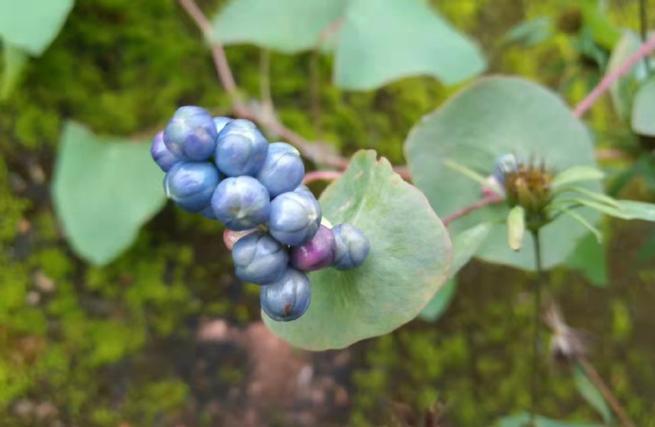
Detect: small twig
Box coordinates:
(303, 170, 344, 184)
(573, 33, 655, 118)
(578, 358, 636, 427)
(442, 193, 504, 226)
(178, 0, 244, 111)
(178, 0, 348, 169)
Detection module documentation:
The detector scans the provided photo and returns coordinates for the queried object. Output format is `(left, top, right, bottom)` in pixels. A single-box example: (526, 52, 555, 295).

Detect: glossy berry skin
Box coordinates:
(256, 142, 305, 197)
(150, 131, 180, 172)
(290, 225, 335, 271)
(493, 153, 519, 185)
(215, 119, 268, 177)
(211, 176, 270, 230)
(232, 231, 289, 284)
(268, 189, 321, 246)
(260, 269, 311, 321)
(213, 116, 231, 134)
(332, 223, 370, 270)
(164, 162, 220, 212)
(164, 106, 218, 161)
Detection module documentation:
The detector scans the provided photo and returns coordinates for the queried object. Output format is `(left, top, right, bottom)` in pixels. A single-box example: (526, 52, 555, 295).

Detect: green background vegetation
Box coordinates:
(1, 0, 654, 425)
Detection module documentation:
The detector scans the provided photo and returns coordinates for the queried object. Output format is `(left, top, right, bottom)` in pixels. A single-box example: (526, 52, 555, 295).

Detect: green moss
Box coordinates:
(0, 0, 653, 425)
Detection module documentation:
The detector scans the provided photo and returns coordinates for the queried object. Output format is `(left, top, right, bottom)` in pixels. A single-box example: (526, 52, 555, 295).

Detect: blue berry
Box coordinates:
(150, 131, 180, 172)
(332, 223, 370, 270)
(260, 269, 311, 321)
(164, 106, 218, 161)
(232, 231, 289, 284)
(211, 176, 270, 230)
(268, 190, 321, 246)
(164, 162, 221, 212)
(493, 153, 519, 185)
(256, 143, 305, 197)
(290, 225, 335, 271)
(213, 116, 231, 133)
(215, 119, 268, 176)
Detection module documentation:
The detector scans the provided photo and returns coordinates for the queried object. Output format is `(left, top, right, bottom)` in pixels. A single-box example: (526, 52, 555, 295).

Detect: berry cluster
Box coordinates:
(151, 106, 370, 321)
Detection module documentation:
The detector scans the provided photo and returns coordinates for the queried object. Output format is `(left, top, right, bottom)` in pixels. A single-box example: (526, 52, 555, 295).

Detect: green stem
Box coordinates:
(529, 229, 543, 426)
(640, 0, 652, 74)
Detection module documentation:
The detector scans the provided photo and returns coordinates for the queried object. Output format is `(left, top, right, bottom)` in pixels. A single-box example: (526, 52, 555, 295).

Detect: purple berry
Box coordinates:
(290, 225, 335, 271)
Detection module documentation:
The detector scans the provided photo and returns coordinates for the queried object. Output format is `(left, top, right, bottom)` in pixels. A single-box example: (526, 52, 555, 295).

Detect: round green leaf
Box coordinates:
(211, 0, 347, 54)
(52, 122, 166, 266)
(632, 78, 655, 137)
(334, 0, 485, 90)
(405, 77, 600, 271)
(0, 0, 74, 56)
(264, 150, 452, 350)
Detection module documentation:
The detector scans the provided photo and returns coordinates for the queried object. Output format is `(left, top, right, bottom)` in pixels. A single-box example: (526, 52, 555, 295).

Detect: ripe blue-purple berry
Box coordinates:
(215, 119, 268, 176)
(268, 189, 321, 246)
(164, 162, 220, 212)
(256, 143, 305, 197)
(213, 116, 231, 133)
(164, 106, 218, 161)
(211, 176, 270, 230)
(260, 269, 311, 321)
(150, 131, 180, 172)
(332, 223, 370, 270)
(232, 231, 289, 284)
(290, 225, 335, 271)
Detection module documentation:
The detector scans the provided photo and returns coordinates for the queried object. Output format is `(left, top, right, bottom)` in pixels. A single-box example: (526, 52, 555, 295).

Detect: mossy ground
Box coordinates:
(1, 0, 654, 425)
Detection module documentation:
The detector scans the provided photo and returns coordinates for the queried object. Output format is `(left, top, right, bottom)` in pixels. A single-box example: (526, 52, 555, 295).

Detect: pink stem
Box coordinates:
(573, 33, 655, 118)
(303, 170, 343, 184)
(442, 193, 504, 226)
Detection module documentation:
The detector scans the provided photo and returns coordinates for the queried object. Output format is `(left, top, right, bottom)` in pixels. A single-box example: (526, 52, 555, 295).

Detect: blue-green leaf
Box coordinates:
(334, 0, 485, 90)
(52, 122, 166, 265)
(211, 0, 347, 54)
(0, 0, 74, 56)
(551, 166, 604, 190)
(405, 77, 600, 271)
(632, 78, 655, 137)
(608, 31, 653, 121)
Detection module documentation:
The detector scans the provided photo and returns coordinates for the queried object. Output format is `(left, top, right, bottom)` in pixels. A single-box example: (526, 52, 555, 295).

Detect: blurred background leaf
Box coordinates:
(573, 364, 612, 423)
(0, 0, 74, 56)
(52, 122, 165, 265)
(334, 0, 486, 90)
(631, 77, 655, 136)
(405, 77, 600, 271)
(211, 0, 347, 53)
